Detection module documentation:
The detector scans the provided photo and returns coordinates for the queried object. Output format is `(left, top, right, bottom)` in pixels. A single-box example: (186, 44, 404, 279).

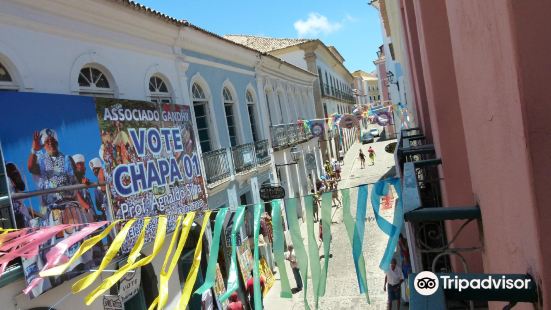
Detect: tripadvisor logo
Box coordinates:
(414, 272, 533, 296)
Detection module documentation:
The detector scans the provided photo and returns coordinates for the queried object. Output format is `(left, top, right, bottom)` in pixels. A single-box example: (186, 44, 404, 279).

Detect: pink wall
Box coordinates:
(411, 0, 482, 273)
(376, 60, 390, 102)
(401, 0, 432, 139)
(444, 0, 550, 308)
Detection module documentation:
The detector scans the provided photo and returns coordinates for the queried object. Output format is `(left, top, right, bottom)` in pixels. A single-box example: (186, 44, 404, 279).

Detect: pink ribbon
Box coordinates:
(0, 228, 34, 249)
(0, 225, 74, 277)
(22, 221, 107, 294)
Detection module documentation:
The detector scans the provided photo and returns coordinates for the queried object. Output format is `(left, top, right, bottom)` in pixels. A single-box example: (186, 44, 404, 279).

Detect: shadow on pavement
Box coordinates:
(379, 166, 397, 180)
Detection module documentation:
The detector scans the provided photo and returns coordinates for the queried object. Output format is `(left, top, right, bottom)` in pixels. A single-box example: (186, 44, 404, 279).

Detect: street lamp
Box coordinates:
(386, 70, 401, 98)
(290, 146, 302, 163)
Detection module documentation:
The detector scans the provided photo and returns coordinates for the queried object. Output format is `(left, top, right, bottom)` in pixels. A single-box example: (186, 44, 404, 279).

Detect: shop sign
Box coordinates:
(259, 185, 285, 201)
(118, 267, 141, 302)
(103, 295, 124, 310)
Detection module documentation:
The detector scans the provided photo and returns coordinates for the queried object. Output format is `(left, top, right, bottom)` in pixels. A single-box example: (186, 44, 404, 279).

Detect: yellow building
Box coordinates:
(352, 70, 379, 105)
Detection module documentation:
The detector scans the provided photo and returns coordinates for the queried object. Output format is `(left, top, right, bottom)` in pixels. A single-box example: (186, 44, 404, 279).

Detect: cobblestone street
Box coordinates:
(264, 137, 405, 310)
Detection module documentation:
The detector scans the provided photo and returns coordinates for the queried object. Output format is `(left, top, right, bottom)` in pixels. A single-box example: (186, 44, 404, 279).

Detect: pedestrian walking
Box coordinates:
(227, 292, 244, 310)
(332, 158, 341, 180)
(384, 258, 404, 310)
(285, 245, 303, 293)
(359, 149, 366, 168)
(368, 146, 376, 165)
(324, 160, 334, 178)
(331, 182, 342, 208)
(311, 189, 320, 222)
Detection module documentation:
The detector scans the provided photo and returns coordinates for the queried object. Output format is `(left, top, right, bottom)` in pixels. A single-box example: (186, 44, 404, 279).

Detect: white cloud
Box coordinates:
(294, 13, 343, 38)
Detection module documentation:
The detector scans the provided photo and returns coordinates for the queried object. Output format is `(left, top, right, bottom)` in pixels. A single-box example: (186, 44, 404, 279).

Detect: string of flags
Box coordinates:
(0, 177, 403, 310)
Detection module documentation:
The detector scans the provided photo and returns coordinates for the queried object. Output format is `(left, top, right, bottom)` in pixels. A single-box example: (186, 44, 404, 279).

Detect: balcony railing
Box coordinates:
(232, 143, 256, 174)
(202, 148, 232, 185)
(320, 83, 354, 103)
(270, 123, 314, 151)
(255, 140, 271, 165)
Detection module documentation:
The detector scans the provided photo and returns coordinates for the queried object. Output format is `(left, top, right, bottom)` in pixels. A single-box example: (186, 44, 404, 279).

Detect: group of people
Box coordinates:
(358, 146, 376, 168)
(384, 234, 412, 310)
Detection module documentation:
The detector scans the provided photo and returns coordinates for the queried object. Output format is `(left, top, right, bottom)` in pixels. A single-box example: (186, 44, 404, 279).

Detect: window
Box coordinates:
(192, 83, 212, 152)
(149, 75, 172, 103)
(0, 62, 17, 91)
(223, 87, 237, 147)
(246, 90, 259, 142)
(78, 65, 114, 97)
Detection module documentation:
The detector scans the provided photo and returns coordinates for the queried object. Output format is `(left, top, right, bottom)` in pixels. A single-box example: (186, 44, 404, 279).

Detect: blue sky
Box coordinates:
(137, 0, 383, 72)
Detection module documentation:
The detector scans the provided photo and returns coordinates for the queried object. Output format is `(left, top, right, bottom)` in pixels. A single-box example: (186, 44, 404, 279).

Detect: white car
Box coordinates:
(369, 128, 379, 137)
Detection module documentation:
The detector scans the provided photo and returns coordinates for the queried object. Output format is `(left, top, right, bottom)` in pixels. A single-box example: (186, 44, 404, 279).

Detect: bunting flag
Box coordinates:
(353, 185, 371, 302)
(86, 216, 168, 305)
(72, 219, 137, 294)
(252, 204, 262, 310)
(304, 195, 322, 308)
(270, 200, 292, 298)
(219, 206, 246, 302)
(179, 211, 212, 309)
(194, 208, 228, 296)
(318, 192, 332, 296)
(286, 197, 311, 310)
(23, 221, 108, 294)
(149, 213, 195, 310)
(371, 178, 404, 271)
(341, 189, 369, 302)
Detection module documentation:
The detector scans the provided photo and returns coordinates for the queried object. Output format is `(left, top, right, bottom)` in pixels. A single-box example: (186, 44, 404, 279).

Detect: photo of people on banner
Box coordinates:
(0, 92, 207, 298)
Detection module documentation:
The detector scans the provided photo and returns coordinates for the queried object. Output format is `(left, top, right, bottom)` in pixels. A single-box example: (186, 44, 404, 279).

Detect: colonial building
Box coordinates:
(225, 35, 357, 162)
(0, 0, 321, 309)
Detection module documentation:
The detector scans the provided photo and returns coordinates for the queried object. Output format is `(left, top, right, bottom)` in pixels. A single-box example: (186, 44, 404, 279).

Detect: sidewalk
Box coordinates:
(264, 138, 406, 309)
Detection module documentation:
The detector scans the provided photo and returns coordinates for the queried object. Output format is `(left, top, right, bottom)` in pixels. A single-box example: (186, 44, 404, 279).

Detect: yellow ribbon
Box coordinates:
(72, 219, 137, 294)
(179, 211, 211, 309)
(84, 217, 151, 305)
(149, 212, 195, 310)
(40, 220, 120, 277)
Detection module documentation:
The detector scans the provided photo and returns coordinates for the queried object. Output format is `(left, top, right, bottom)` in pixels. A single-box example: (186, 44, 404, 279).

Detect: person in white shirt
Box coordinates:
(384, 258, 404, 310)
(284, 245, 302, 292)
(201, 289, 213, 310)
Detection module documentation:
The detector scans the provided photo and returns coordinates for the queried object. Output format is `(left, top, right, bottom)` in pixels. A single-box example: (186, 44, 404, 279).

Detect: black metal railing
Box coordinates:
(255, 140, 270, 165)
(202, 148, 232, 185)
(231, 143, 256, 174)
(270, 123, 314, 150)
(0, 196, 14, 230)
(320, 83, 355, 103)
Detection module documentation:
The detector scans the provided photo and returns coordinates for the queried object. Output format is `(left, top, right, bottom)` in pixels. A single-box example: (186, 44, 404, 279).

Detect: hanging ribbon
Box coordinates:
(72, 219, 137, 294)
(352, 185, 368, 294)
(318, 192, 332, 296)
(252, 204, 262, 310)
(304, 195, 322, 308)
(286, 198, 311, 310)
(149, 213, 195, 310)
(179, 211, 211, 309)
(85, 218, 151, 305)
(194, 208, 228, 295)
(342, 189, 370, 302)
(0, 224, 75, 277)
(219, 206, 246, 302)
(40, 221, 120, 277)
(378, 179, 404, 271)
(270, 200, 292, 298)
(23, 221, 108, 294)
(370, 178, 398, 240)
(86, 216, 167, 304)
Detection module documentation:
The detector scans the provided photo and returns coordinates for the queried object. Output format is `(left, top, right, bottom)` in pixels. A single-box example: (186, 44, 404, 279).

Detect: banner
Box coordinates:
(0, 92, 207, 297)
(309, 120, 325, 139)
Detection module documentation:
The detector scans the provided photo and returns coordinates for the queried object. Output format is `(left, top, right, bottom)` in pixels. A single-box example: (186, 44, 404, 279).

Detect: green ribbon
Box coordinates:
(319, 192, 332, 296)
(219, 206, 246, 302)
(304, 195, 322, 308)
(253, 203, 262, 309)
(342, 189, 370, 302)
(271, 200, 292, 298)
(286, 198, 311, 310)
(195, 208, 228, 295)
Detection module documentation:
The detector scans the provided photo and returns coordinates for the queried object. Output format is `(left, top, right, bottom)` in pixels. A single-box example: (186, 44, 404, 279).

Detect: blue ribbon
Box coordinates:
(352, 185, 368, 293)
(370, 178, 404, 271)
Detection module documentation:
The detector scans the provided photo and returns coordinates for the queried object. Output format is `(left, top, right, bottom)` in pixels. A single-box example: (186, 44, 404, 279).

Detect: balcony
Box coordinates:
(202, 140, 273, 188)
(320, 83, 355, 103)
(270, 123, 314, 151)
(398, 128, 538, 309)
(255, 140, 271, 166)
(231, 143, 256, 174)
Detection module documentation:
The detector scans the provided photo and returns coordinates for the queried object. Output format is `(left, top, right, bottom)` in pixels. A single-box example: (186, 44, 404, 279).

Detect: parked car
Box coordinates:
(369, 128, 379, 137)
(361, 133, 374, 144)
